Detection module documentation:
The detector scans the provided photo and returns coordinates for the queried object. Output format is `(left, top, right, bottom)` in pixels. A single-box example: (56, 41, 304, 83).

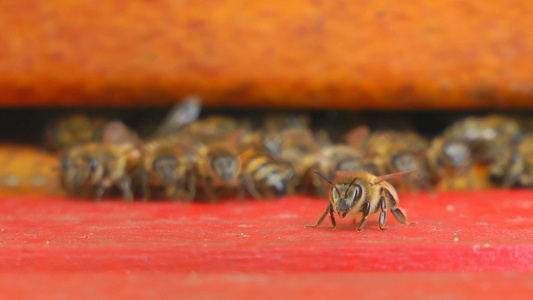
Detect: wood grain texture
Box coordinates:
(0, 190, 532, 272)
(0, 273, 532, 300)
(1, 1, 532, 109)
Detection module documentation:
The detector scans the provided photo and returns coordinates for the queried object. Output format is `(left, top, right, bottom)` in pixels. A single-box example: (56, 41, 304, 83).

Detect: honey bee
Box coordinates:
(153, 95, 202, 136)
(306, 170, 415, 231)
(263, 128, 321, 192)
(239, 148, 296, 198)
(44, 114, 107, 152)
(309, 145, 365, 196)
(263, 128, 320, 159)
(362, 143, 424, 191)
(444, 115, 521, 162)
(178, 116, 249, 146)
(489, 134, 533, 188)
(196, 142, 260, 201)
(140, 140, 198, 201)
(352, 129, 428, 157)
(60, 142, 141, 201)
(262, 113, 311, 133)
(0, 145, 59, 197)
(424, 136, 472, 189)
(59, 121, 142, 201)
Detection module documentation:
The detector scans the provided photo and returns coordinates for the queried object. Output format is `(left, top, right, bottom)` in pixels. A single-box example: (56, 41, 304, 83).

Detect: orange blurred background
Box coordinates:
(1, 0, 532, 109)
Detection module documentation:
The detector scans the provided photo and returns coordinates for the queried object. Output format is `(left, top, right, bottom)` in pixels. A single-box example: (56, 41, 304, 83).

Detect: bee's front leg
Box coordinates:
(186, 173, 196, 203)
(356, 202, 371, 232)
(378, 195, 387, 231)
(140, 171, 150, 202)
(328, 205, 337, 230)
(306, 203, 336, 230)
(120, 176, 133, 202)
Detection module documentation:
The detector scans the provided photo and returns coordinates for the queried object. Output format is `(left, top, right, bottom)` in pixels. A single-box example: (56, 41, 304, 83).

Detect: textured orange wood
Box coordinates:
(1, 1, 532, 109)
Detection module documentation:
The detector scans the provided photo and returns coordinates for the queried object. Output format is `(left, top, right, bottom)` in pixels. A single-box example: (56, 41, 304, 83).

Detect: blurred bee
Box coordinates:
(44, 114, 107, 152)
(363, 143, 424, 192)
(177, 116, 249, 146)
(60, 142, 141, 201)
(263, 128, 320, 159)
(153, 95, 202, 137)
(262, 113, 311, 133)
(59, 121, 142, 201)
(0, 145, 59, 197)
(196, 142, 260, 202)
(346, 126, 428, 154)
(424, 136, 472, 190)
(309, 145, 365, 196)
(262, 128, 322, 194)
(306, 170, 415, 231)
(239, 148, 296, 198)
(489, 134, 533, 188)
(140, 140, 198, 201)
(444, 115, 521, 162)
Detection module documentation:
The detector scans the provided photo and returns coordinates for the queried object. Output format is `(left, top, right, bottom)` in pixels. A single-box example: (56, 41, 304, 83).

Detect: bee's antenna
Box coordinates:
(313, 170, 341, 196)
(345, 177, 358, 198)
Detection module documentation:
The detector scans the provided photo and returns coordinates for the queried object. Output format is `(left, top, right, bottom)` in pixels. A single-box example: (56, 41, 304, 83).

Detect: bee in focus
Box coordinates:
(489, 134, 533, 188)
(140, 140, 198, 201)
(306, 170, 415, 231)
(444, 115, 521, 162)
(196, 142, 260, 202)
(424, 136, 472, 190)
(44, 114, 107, 152)
(239, 148, 296, 198)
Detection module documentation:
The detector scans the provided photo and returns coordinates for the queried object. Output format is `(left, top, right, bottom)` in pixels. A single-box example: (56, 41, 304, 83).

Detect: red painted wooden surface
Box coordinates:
(1, 190, 532, 273)
(1, 190, 532, 299)
(0, 272, 532, 300)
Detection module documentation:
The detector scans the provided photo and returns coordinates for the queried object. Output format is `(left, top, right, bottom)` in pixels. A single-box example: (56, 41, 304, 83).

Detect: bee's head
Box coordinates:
(442, 141, 471, 169)
(211, 154, 239, 182)
(314, 170, 362, 218)
(153, 156, 180, 184)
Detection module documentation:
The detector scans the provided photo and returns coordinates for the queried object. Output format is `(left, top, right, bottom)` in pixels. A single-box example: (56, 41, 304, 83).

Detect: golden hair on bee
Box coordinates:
(195, 141, 261, 202)
(489, 134, 533, 188)
(239, 148, 295, 198)
(306, 170, 416, 231)
(140, 139, 199, 202)
(59, 142, 141, 202)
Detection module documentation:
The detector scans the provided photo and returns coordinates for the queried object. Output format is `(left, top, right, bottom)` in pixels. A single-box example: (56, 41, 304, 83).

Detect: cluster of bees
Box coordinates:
(46, 98, 532, 203)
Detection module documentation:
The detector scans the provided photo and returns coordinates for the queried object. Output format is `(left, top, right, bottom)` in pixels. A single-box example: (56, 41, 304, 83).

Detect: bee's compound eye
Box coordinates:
(443, 142, 470, 168)
(88, 159, 98, 172)
(211, 155, 237, 180)
(60, 157, 71, 169)
(152, 156, 178, 171)
(353, 184, 362, 200)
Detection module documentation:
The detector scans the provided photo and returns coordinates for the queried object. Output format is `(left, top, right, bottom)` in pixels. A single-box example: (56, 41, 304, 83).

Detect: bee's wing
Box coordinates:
(371, 170, 418, 185)
(154, 95, 201, 136)
(345, 125, 370, 149)
(102, 121, 142, 146)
